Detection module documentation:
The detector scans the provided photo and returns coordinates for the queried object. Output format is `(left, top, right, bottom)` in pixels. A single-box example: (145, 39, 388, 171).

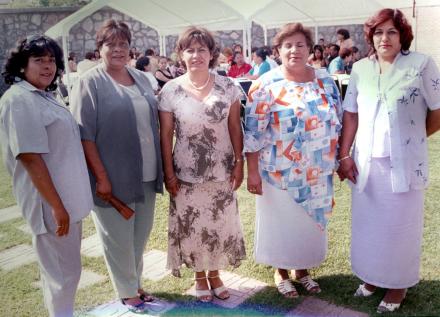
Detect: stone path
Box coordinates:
(141, 249, 170, 281)
(81, 234, 103, 257)
(0, 244, 36, 270)
(32, 269, 107, 290)
(0, 205, 21, 224)
(185, 270, 268, 309)
(18, 223, 32, 235)
(82, 298, 175, 317)
(286, 297, 369, 317)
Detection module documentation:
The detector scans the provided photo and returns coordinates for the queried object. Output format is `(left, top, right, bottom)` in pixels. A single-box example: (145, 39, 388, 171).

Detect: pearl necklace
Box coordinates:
(188, 73, 211, 90)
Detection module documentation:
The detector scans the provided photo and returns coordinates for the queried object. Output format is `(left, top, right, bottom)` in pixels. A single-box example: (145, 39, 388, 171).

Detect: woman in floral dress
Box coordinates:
(158, 26, 246, 302)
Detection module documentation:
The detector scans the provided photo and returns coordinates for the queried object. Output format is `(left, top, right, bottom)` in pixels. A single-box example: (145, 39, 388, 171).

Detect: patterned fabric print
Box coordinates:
(167, 180, 246, 277)
(158, 75, 243, 183)
(244, 68, 342, 229)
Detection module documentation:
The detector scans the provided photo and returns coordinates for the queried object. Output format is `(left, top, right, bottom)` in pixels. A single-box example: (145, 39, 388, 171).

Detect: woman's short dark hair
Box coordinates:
(135, 56, 150, 71)
(337, 28, 350, 40)
(176, 26, 219, 69)
(254, 47, 267, 61)
(339, 48, 352, 59)
(364, 8, 413, 53)
(2, 35, 64, 91)
(272, 23, 314, 54)
(96, 19, 131, 50)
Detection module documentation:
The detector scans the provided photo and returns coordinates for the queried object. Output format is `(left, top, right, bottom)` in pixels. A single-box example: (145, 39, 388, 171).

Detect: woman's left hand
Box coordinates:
(230, 161, 244, 191)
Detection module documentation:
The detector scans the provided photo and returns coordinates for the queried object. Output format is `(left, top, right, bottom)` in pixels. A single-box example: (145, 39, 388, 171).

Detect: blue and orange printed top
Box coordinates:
(243, 67, 342, 229)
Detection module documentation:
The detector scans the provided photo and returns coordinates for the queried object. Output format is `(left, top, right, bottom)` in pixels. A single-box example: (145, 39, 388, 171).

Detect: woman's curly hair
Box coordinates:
(2, 35, 65, 91)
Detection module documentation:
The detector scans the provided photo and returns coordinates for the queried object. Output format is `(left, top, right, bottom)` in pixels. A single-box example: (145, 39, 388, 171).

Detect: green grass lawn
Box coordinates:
(0, 135, 439, 316)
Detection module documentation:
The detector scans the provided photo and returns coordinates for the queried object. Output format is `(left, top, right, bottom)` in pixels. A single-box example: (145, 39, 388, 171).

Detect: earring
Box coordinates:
(20, 68, 24, 73)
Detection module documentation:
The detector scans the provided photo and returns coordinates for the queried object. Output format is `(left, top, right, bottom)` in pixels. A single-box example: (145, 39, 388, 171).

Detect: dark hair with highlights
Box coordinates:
(96, 19, 131, 51)
(176, 26, 219, 69)
(2, 35, 64, 91)
(364, 8, 413, 54)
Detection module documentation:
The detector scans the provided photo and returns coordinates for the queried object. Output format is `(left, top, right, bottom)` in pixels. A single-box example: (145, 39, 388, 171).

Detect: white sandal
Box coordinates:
(297, 275, 321, 294)
(195, 276, 213, 302)
(207, 275, 230, 300)
(354, 284, 375, 297)
(276, 279, 299, 298)
(377, 289, 407, 314)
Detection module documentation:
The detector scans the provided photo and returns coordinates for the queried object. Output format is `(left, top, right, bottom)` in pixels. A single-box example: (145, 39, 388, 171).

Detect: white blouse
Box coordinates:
(343, 52, 440, 193)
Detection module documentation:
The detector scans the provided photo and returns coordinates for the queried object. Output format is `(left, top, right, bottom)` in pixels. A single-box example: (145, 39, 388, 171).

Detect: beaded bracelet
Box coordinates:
(337, 156, 351, 162)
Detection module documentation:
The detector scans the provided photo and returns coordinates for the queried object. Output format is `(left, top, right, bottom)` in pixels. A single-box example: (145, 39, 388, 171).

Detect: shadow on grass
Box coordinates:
(314, 274, 440, 317)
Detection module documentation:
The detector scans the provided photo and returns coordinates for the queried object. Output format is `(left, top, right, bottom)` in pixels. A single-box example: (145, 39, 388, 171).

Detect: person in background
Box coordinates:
(77, 51, 98, 75)
(328, 47, 351, 74)
(244, 22, 342, 300)
(135, 56, 159, 92)
(145, 48, 159, 74)
(338, 8, 440, 313)
(70, 19, 163, 314)
(318, 38, 325, 46)
(0, 35, 93, 317)
(94, 49, 101, 61)
(246, 47, 271, 80)
(336, 28, 355, 50)
(263, 46, 280, 69)
(345, 46, 361, 74)
(228, 51, 252, 78)
(158, 26, 246, 303)
(222, 47, 234, 65)
(155, 56, 174, 89)
(308, 44, 326, 69)
(233, 43, 243, 54)
(68, 51, 77, 72)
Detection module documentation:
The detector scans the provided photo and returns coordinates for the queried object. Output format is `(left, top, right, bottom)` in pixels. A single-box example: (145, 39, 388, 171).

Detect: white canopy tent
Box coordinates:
(45, 0, 439, 89)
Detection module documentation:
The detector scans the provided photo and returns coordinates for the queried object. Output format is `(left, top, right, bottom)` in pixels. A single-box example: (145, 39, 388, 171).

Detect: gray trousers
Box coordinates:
(33, 221, 82, 317)
(92, 181, 156, 298)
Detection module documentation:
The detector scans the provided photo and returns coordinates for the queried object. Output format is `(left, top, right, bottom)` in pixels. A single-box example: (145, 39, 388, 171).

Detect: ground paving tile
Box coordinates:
(286, 297, 369, 317)
(80, 298, 175, 316)
(0, 205, 21, 224)
(32, 269, 107, 290)
(185, 270, 268, 309)
(81, 234, 103, 257)
(0, 244, 36, 270)
(18, 223, 32, 235)
(141, 249, 170, 281)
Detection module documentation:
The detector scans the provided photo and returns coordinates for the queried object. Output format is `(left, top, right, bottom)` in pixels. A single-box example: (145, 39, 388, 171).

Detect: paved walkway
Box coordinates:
(1, 205, 368, 316)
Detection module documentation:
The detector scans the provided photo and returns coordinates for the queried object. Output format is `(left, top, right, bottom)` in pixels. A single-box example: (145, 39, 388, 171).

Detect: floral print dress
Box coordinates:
(158, 74, 246, 276)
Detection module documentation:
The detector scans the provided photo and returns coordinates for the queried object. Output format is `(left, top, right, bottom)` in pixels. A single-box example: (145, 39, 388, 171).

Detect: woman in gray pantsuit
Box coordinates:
(0, 35, 93, 317)
(70, 19, 163, 314)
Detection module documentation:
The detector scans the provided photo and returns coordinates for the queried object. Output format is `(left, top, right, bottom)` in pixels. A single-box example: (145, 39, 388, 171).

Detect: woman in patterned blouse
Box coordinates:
(244, 23, 342, 299)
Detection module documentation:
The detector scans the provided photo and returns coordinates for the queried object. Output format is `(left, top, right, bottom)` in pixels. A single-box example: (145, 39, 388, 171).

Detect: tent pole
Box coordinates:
(315, 25, 318, 44)
(263, 25, 267, 46)
(247, 21, 252, 60)
(412, 0, 417, 51)
(243, 24, 248, 61)
(62, 31, 71, 98)
(159, 35, 164, 56)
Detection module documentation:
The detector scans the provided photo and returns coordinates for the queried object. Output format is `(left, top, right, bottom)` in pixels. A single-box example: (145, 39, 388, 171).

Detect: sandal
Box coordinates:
(354, 284, 375, 297)
(297, 275, 321, 294)
(208, 275, 230, 300)
(276, 279, 299, 298)
(195, 276, 213, 302)
(377, 289, 407, 314)
(121, 298, 149, 314)
(138, 289, 154, 302)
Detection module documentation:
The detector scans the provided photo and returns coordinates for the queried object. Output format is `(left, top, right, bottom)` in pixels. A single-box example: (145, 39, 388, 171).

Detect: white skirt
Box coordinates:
(254, 179, 327, 269)
(351, 158, 424, 288)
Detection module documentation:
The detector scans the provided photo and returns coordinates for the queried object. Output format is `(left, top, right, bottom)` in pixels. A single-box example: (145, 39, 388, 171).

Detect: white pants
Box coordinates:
(33, 221, 82, 317)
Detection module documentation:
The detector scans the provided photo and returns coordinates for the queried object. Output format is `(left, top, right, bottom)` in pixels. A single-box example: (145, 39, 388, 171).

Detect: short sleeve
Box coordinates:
(258, 62, 271, 76)
(243, 79, 272, 153)
(1, 95, 49, 158)
(228, 80, 244, 105)
(420, 56, 440, 110)
(70, 76, 98, 142)
(157, 83, 174, 112)
(342, 66, 359, 113)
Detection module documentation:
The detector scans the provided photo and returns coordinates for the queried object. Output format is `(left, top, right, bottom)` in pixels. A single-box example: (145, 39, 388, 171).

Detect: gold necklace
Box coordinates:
(188, 73, 211, 90)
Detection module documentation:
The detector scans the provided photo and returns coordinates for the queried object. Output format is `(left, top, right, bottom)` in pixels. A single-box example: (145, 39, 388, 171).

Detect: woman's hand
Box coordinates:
(338, 157, 358, 184)
(165, 175, 180, 197)
(52, 206, 70, 236)
(247, 169, 263, 195)
(96, 176, 112, 201)
(230, 161, 244, 190)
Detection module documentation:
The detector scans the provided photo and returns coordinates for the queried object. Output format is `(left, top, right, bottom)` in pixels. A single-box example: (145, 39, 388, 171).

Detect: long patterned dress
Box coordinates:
(158, 74, 246, 277)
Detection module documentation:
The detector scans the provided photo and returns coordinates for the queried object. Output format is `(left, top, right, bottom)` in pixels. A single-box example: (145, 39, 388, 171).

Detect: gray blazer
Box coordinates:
(70, 64, 163, 207)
